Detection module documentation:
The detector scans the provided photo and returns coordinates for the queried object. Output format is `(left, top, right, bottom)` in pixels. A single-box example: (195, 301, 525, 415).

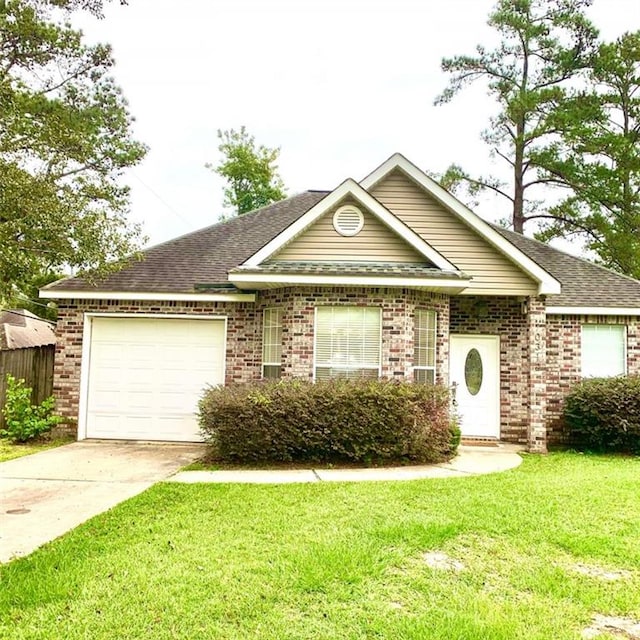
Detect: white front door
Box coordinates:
(449, 335, 500, 438)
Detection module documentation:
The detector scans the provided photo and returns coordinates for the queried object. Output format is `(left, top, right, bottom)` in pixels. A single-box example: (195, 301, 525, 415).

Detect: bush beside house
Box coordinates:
(563, 375, 640, 453)
(199, 378, 458, 465)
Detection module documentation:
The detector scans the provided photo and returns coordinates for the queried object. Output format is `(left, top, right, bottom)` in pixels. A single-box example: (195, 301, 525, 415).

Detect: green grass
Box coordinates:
(0, 435, 74, 462)
(2, 453, 640, 639)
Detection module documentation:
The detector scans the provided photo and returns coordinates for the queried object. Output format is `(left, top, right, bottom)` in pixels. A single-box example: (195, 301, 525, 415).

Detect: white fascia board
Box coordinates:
(243, 178, 457, 271)
(360, 153, 562, 296)
(38, 290, 256, 302)
(229, 272, 471, 290)
(546, 306, 640, 316)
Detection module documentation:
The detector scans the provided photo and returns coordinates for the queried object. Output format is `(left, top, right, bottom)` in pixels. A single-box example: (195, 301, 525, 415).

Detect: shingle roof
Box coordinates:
(230, 261, 467, 279)
(492, 225, 640, 309)
(43, 186, 640, 310)
(44, 191, 329, 293)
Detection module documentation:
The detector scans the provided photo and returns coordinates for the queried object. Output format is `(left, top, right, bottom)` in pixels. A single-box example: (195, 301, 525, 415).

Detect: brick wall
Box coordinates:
(53, 291, 640, 447)
(257, 287, 450, 381)
(53, 299, 259, 426)
(53, 288, 450, 430)
(546, 314, 640, 443)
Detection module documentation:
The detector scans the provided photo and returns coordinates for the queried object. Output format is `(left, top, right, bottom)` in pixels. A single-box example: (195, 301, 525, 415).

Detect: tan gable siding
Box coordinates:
(271, 198, 427, 263)
(371, 171, 538, 295)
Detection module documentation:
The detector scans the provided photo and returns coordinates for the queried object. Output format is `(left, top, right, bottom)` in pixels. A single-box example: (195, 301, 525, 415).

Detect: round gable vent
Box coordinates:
(333, 205, 364, 236)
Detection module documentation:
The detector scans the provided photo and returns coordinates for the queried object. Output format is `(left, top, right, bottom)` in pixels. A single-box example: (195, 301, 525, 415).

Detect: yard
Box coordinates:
(1, 453, 639, 639)
(0, 437, 73, 463)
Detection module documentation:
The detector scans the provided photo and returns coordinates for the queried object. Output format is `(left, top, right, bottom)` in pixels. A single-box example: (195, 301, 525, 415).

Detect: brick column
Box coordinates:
(527, 296, 547, 452)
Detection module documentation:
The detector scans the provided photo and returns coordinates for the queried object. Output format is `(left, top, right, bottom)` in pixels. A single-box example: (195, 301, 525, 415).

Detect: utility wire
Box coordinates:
(0, 308, 56, 325)
(14, 294, 54, 310)
(130, 170, 193, 228)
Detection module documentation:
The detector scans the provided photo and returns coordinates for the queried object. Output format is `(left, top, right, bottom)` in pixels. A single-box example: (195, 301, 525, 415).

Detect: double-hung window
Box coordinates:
(414, 309, 437, 383)
(581, 324, 626, 377)
(314, 307, 381, 380)
(262, 308, 283, 379)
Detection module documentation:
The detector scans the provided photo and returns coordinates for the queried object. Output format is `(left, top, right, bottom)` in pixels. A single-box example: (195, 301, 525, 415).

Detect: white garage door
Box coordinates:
(85, 316, 225, 442)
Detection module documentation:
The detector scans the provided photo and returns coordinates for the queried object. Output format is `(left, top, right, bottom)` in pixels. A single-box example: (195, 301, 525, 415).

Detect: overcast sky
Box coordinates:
(74, 0, 639, 248)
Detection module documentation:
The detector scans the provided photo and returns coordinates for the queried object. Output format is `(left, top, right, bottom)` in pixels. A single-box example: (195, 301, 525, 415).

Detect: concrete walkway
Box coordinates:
(167, 444, 524, 484)
(0, 441, 205, 563)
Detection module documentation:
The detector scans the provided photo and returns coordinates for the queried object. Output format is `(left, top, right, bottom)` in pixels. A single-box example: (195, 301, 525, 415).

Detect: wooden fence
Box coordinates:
(0, 345, 56, 429)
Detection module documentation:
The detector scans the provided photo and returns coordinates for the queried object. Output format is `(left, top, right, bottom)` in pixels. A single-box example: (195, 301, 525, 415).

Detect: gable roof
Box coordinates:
(0, 309, 56, 350)
(361, 154, 561, 295)
(242, 178, 458, 272)
(39, 154, 640, 313)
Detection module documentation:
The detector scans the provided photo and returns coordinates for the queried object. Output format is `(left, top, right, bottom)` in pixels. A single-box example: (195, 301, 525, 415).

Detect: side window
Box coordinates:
(414, 309, 437, 384)
(262, 308, 283, 379)
(581, 324, 626, 377)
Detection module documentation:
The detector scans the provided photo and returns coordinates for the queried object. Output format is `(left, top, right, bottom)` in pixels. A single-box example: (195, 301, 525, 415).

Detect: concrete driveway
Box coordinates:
(0, 441, 205, 563)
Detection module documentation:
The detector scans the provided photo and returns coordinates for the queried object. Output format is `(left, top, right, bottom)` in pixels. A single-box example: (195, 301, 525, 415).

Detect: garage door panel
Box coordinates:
(86, 317, 225, 442)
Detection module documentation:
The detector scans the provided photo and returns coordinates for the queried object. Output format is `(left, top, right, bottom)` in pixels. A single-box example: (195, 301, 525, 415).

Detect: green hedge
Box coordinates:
(199, 378, 458, 465)
(563, 375, 640, 453)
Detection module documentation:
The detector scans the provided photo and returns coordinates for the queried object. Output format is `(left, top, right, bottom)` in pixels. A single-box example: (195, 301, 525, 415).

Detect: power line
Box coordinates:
(0, 308, 56, 325)
(130, 170, 193, 228)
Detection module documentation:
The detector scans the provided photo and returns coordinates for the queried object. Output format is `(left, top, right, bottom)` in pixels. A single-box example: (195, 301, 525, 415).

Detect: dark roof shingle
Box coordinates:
(492, 225, 640, 309)
(44, 191, 328, 293)
(44, 187, 640, 310)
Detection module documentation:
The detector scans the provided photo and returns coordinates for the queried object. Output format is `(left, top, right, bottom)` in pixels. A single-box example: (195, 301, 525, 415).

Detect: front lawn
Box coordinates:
(2, 454, 639, 639)
(0, 436, 74, 463)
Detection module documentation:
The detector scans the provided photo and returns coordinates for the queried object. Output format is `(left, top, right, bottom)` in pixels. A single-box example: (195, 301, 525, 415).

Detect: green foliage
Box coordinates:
(208, 126, 286, 217)
(199, 378, 458, 465)
(435, 0, 598, 233)
(563, 375, 640, 452)
(4, 271, 61, 321)
(532, 31, 640, 278)
(0, 0, 147, 302)
(1, 374, 62, 443)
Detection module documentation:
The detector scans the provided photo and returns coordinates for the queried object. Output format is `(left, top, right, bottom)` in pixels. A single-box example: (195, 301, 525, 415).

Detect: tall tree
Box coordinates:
(0, 0, 147, 302)
(209, 126, 286, 217)
(435, 0, 598, 233)
(533, 31, 640, 278)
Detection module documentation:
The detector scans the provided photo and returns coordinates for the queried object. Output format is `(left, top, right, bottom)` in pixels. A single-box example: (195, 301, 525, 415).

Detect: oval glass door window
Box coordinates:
(465, 348, 483, 395)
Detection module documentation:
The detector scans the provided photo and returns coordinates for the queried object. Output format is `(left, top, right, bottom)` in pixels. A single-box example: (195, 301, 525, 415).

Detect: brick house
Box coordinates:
(41, 154, 640, 452)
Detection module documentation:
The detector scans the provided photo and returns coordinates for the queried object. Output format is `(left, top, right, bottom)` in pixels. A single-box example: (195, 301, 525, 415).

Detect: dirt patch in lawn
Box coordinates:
(582, 614, 640, 638)
(571, 563, 632, 582)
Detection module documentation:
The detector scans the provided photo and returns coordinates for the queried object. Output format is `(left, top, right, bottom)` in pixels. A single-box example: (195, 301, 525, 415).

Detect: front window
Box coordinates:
(314, 307, 381, 380)
(414, 309, 437, 383)
(262, 308, 283, 379)
(581, 324, 626, 377)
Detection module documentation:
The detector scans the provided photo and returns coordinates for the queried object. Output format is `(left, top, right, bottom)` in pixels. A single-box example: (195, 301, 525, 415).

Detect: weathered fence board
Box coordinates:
(0, 345, 56, 429)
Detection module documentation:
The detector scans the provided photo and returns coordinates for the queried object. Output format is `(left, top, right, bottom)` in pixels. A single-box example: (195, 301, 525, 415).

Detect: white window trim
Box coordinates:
(262, 308, 283, 378)
(313, 306, 382, 381)
(580, 323, 627, 378)
(413, 309, 437, 383)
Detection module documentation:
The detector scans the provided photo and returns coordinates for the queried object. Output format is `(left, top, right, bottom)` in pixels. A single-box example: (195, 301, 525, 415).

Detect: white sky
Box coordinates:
(74, 0, 639, 248)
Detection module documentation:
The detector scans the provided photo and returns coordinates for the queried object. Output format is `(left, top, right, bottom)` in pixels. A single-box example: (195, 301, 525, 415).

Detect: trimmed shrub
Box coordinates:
(199, 378, 458, 465)
(563, 375, 640, 453)
(1, 374, 62, 443)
